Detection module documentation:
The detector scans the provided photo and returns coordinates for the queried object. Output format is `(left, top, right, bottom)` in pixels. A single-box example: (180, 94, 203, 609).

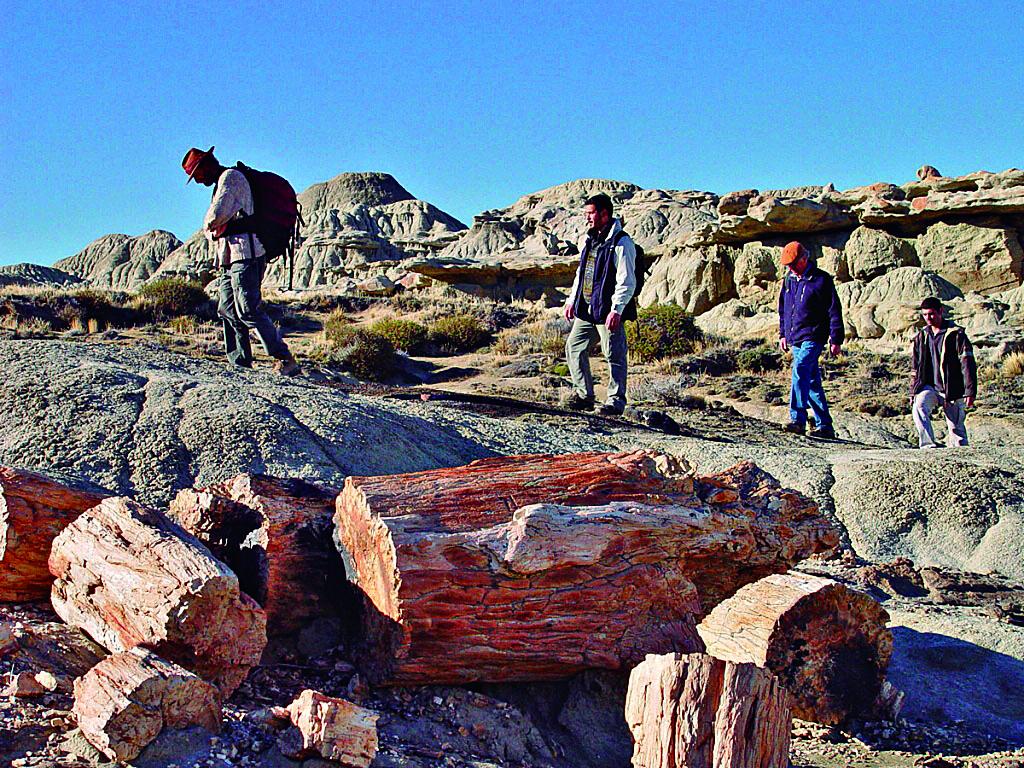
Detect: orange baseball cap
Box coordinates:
(780, 241, 808, 265)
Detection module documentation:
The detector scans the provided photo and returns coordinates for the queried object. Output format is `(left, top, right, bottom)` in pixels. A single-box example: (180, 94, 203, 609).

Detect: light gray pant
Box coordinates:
(913, 386, 968, 448)
(565, 317, 628, 407)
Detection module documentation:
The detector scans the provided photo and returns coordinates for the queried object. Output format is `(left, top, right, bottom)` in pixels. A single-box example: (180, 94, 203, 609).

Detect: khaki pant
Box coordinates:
(565, 318, 628, 407)
(913, 386, 968, 448)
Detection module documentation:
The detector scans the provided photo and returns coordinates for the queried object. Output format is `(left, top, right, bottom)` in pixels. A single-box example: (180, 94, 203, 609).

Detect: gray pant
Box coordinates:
(913, 386, 968, 448)
(218, 258, 290, 367)
(565, 317, 628, 407)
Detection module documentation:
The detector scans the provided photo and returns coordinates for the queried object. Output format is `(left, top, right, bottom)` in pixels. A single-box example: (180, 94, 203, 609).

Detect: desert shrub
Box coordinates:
(675, 345, 738, 376)
(737, 344, 783, 373)
(1002, 351, 1024, 378)
(134, 278, 210, 319)
(370, 317, 429, 353)
(324, 325, 395, 381)
(322, 309, 352, 342)
(492, 317, 567, 357)
(168, 315, 199, 335)
(625, 305, 703, 363)
(429, 314, 490, 353)
(550, 362, 570, 377)
(60, 289, 133, 330)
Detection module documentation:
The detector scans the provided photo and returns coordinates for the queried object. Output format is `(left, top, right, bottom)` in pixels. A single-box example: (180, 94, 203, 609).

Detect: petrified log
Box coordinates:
(625, 652, 792, 768)
(74, 647, 222, 763)
(281, 689, 378, 765)
(334, 451, 838, 685)
(0, 466, 108, 601)
(49, 497, 266, 696)
(697, 572, 892, 724)
(169, 474, 344, 636)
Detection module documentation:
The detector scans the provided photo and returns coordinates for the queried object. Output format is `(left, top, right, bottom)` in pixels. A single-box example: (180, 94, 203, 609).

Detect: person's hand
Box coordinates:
(564, 303, 575, 321)
(829, 342, 842, 357)
(606, 311, 622, 332)
(965, 395, 975, 408)
(778, 336, 788, 352)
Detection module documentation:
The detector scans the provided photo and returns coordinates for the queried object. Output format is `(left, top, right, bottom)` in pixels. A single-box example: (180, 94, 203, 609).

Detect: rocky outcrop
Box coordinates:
(49, 496, 267, 696)
(55, 230, 182, 290)
(638, 244, 737, 313)
(837, 267, 963, 340)
(915, 221, 1023, 293)
(280, 690, 378, 765)
(0, 263, 83, 289)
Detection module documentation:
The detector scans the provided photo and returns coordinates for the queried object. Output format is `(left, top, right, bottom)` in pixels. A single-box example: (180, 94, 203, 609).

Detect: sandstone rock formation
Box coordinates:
(0, 263, 83, 289)
(55, 230, 182, 289)
(281, 689, 378, 765)
(49, 497, 267, 695)
(0, 466, 109, 601)
(334, 452, 838, 685)
(625, 652, 792, 768)
(697, 572, 893, 724)
(169, 474, 345, 636)
(73, 647, 222, 763)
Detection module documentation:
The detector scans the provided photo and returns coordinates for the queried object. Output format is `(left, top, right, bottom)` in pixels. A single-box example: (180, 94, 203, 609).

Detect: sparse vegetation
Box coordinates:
(322, 325, 395, 381)
(322, 309, 353, 343)
(737, 344, 783, 373)
(1003, 351, 1024, 378)
(133, 278, 211, 319)
(626, 305, 703, 363)
(370, 317, 429, 353)
(429, 313, 490, 353)
(492, 316, 567, 357)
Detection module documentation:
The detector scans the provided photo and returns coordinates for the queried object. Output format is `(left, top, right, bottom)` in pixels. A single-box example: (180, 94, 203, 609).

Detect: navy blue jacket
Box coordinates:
(778, 265, 845, 347)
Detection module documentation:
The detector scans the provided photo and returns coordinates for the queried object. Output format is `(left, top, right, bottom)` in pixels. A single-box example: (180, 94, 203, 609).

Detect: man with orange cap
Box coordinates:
(777, 241, 844, 438)
(181, 146, 299, 375)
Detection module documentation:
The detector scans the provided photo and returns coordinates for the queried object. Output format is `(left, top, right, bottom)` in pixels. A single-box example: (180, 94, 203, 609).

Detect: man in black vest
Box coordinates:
(563, 194, 638, 416)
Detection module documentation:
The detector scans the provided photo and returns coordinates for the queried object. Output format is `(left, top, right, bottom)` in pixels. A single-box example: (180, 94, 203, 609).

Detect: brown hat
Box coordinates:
(181, 146, 215, 184)
(780, 241, 808, 265)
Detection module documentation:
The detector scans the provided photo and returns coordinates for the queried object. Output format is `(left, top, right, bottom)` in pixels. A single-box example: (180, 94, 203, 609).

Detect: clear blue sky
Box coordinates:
(2, 0, 1022, 267)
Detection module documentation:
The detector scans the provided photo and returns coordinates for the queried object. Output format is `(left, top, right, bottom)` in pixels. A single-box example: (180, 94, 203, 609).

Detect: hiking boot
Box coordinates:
(809, 426, 836, 440)
(598, 402, 625, 417)
(274, 356, 301, 377)
(782, 421, 805, 435)
(565, 394, 595, 412)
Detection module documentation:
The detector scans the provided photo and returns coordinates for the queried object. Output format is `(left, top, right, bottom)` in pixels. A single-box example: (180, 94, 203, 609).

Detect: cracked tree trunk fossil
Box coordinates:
(625, 652, 792, 768)
(697, 572, 893, 724)
(0, 466, 108, 601)
(334, 451, 839, 685)
(169, 474, 346, 636)
(49, 497, 266, 696)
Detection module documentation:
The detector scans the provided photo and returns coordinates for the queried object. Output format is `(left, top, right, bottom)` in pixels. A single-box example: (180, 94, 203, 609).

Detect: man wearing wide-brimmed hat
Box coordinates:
(910, 296, 976, 448)
(777, 241, 844, 439)
(181, 146, 299, 375)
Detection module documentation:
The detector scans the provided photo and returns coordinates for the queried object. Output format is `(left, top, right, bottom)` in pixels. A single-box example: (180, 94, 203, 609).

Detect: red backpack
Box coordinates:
(231, 162, 303, 265)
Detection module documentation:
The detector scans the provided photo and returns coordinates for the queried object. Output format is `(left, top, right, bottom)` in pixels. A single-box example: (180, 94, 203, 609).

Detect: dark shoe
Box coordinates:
(782, 421, 805, 435)
(274, 356, 301, 377)
(565, 394, 595, 412)
(809, 427, 836, 440)
(598, 402, 625, 417)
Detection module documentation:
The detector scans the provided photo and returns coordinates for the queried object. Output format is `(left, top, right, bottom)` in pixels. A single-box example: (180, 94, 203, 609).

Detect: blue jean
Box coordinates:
(218, 258, 291, 367)
(789, 341, 833, 429)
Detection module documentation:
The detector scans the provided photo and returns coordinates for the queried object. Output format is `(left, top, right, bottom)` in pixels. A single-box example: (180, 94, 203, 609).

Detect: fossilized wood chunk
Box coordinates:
(625, 652, 793, 768)
(169, 474, 344, 636)
(334, 452, 838, 685)
(697, 572, 892, 724)
(49, 497, 266, 696)
(0, 466, 108, 601)
(74, 647, 221, 763)
(281, 689, 378, 765)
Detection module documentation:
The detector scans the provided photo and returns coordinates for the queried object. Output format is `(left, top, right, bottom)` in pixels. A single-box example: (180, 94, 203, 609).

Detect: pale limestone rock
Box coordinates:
(695, 299, 780, 340)
(915, 221, 1023, 293)
(73, 647, 221, 763)
(355, 274, 397, 296)
(638, 244, 736, 313)
(836, 267, 962, 339)
(49, 497, 266, 696)
(844, 227, 918, 281)
(55, 230, 183, 290)
(283, 689, 378, 765)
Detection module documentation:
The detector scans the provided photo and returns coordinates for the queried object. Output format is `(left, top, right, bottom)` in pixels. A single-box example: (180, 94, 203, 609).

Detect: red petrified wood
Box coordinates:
(697, 572, 893, 724)
(49, 497, 266, 696)
(334, 451, 838, 685)
(625, 652, 793, 768)
(0, 466, 108, 601)
(169, 474, 343, 636)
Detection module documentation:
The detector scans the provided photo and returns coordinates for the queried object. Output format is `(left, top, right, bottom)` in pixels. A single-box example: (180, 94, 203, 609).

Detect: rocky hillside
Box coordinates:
(55, 173, 466, 291)
(0, 263, 82, 289)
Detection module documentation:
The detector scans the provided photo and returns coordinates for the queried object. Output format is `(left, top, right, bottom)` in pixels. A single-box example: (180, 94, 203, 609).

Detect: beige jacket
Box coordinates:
(204, 168, 265, 267)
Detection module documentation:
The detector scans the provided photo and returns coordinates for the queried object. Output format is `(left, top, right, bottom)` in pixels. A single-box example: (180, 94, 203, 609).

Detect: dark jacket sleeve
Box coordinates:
(959, 331, 977, 399)
(825, 276, 844, 346)
(778, 280, 787, 338)
(909, 332, 921, 398)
